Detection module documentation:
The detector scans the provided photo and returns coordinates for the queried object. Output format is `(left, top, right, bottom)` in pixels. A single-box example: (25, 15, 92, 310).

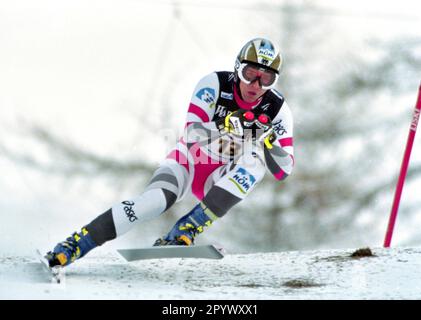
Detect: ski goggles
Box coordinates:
(237, 62, 279, 90)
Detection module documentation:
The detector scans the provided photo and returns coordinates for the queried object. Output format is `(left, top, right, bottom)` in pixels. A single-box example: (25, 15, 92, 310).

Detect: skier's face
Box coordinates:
(239, 78, 267, 103)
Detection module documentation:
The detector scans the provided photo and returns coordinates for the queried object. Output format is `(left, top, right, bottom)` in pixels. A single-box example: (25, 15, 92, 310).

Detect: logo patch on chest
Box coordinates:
(215, 105, 228, 118)
(221, 91, 233, 100)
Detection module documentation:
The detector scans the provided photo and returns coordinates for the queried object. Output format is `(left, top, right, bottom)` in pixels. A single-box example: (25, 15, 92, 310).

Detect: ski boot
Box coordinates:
(154, 203, 218, 246)
(45, 227, 97, 268)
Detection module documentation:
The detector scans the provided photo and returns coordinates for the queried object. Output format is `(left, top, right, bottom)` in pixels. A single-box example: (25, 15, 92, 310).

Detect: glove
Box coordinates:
(217, 109, 256, 138)
(255, 114, 276, 149)
(217, 110, 276, 148)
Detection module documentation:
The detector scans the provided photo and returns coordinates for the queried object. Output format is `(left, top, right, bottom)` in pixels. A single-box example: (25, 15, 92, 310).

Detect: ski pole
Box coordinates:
(383, 84, 421, 248)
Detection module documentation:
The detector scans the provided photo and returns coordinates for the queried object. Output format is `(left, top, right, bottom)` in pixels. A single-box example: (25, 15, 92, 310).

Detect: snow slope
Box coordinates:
(1, 246, 420, 300)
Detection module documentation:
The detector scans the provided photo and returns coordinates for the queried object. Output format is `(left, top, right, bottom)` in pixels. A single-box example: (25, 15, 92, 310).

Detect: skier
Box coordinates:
(44, 37, 294, 268)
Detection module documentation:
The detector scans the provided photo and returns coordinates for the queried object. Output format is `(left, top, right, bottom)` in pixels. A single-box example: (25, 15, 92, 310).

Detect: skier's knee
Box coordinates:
(162, 189, 177, 211)
(146, 160, 189, 201)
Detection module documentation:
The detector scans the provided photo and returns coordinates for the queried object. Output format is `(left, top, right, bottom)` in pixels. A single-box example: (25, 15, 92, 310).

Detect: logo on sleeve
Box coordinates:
(229, 168, 257, 194)
(273, 120, 287, 136)
(196, 87, 216, 104)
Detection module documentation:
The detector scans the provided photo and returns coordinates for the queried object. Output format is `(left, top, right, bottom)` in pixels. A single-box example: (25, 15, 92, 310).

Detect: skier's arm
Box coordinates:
(184, 73, 221, 144)
(263, 102, 294, 181)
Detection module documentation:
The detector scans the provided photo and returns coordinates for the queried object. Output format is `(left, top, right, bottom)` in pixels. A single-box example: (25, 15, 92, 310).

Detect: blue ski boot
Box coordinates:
(154, 203, 218, 246)
(45, 227, 98, 267)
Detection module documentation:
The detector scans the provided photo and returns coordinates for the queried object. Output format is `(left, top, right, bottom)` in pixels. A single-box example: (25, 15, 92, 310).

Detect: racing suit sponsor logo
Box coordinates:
(215, 105, 228, 118)
(229, 168, 256, 194)
(221, 91, 233, 100)
(122, 200, 138, 222)
(260, 103, 270, 111)
(196, 87, 215, 104)
(273, 120, 287, 136)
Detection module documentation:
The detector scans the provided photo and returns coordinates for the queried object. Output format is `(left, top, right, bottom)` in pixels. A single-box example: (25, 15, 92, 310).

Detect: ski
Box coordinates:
(35, 249, 65, 284)
(117, 245, 225, 261)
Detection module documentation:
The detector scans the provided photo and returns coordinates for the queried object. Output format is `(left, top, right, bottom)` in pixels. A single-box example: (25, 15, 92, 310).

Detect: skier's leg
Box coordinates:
(45, 158, 190, 267)
(202, 151, 266, 218)
(88, 160, 190, 244)
(159, 151, 266, 245)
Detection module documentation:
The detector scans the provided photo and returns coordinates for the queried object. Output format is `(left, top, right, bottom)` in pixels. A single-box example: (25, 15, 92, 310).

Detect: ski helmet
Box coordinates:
(234, 38, 282, 89)
(235, 38, 282, 74)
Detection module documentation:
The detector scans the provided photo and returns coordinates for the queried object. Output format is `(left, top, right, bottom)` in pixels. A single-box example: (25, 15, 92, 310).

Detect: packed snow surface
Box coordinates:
(1, 246, 420, 299)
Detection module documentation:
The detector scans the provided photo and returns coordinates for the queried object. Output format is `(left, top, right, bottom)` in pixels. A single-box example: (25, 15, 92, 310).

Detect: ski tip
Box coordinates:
(208, 244, 226, 257)
(36, 248, 65, 284)
(213, 245, 226, 257)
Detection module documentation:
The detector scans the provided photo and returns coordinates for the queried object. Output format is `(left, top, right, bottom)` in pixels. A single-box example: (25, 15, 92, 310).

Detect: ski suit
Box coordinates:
(85, 71, 294, 245)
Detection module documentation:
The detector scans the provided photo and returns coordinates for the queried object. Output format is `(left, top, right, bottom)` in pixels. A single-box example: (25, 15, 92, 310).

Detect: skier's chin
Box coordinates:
(243, 92, 262, 103)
